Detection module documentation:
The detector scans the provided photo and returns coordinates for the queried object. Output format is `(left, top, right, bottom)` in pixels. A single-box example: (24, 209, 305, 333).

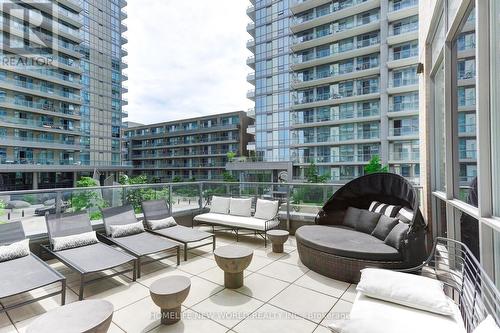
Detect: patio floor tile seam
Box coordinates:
(264, 283, 338, 325)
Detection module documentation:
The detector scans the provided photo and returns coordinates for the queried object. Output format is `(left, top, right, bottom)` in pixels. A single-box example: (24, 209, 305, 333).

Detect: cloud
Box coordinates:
(124, 0, 254, 124)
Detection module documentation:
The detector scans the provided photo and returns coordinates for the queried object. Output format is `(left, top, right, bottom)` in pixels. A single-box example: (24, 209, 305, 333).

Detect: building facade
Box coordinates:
(124, 111, 253, 182)
(288, 0, 420, 183)
(245, 0, 421, 184)
(0, 0, 128, 191)
(246, 0, 293, 163)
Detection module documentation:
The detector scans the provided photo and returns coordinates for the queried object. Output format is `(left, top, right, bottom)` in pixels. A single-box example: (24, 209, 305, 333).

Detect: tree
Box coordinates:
(305, 162, 329, 183)
(222, 171, 237, 182)
(120, 175, 167, 212)
(226, 151, 236, 162)
(364, 155, 389, 174)
(71, 177, 107, 220)
(172, 176, 183, 183)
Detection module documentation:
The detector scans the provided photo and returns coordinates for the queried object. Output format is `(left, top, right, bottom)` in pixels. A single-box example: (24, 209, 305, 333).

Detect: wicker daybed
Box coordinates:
(296, 173, 427, 283)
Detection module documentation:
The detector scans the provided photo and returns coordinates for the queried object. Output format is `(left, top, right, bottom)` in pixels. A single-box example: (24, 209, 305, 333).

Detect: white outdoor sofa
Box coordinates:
(328, 238, 500, 333)
(193, 196, 281, 247)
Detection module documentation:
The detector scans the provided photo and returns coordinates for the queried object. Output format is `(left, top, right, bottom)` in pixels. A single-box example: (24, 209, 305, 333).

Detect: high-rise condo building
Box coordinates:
(0, 0, 128, 190)
(124, 111, 253, 182)
(244, 0, 421, 184)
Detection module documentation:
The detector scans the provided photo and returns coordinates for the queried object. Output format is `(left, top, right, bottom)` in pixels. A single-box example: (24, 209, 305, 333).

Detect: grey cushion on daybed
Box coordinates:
(355, 210, 382, 234)
(343, 207, 362, 229)
(384, 221, 409, 251)
(371, 215, 400, 240)
(296, 225, 402, 261)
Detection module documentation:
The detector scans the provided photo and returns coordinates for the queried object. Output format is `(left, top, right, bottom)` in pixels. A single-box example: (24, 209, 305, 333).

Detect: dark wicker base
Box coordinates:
(296, 240, 407, 283)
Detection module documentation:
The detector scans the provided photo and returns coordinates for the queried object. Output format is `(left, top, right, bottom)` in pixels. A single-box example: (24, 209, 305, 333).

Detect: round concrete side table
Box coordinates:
(150, 275, 191, 325)
(214, 245, 253, 289)
(267, 230, 289, 253)
(27, 300, 113, 333)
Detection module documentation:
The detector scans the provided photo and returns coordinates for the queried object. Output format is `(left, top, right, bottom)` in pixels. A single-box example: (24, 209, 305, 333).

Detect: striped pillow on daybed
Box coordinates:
(368, 201, 401, 218)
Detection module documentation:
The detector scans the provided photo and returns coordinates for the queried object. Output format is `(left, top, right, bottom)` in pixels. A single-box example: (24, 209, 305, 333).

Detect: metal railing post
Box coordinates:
(286, 184, 291, 231)
(198, 182, 203, 209)
(168, 184, 172, 215)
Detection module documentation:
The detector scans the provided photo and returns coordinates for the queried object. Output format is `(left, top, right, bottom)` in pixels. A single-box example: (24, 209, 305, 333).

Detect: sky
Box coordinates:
(124, 0, 253, 124)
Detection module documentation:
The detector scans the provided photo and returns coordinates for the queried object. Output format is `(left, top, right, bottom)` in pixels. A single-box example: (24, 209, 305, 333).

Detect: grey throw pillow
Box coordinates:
(343, 207, 362, 229)
(372, 215, 400, 240)
(52, 231, 98, 251)
(355, 210, 382, 234)
(110, 221, 145, 238)
(147, 217, 177, 230)
(384, 222, 409, 250)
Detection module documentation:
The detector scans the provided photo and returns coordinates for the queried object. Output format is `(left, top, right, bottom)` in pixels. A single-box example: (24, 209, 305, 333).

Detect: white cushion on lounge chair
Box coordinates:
(254, 199, 279, 220)
(147, 216, 177, 230)
(229, 198, 252, 217)
(0, 239, 30, 262)
(329, 293, 465, 333)
(52, 231, 98, 251)
(209, 196, 230, 214)
(357, 268, 454, 315)
(194, 213, 279, 231)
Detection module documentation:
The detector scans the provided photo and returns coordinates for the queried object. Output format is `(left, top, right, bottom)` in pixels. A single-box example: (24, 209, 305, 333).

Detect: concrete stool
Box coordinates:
(150, 275, 191, 325)
(267, 230, 289, 253)
(214, 245, 253, 289)
(27, 300, 113, 333)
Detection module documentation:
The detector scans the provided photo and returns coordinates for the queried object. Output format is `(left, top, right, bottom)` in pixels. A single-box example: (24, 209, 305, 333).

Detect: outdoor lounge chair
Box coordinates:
(43, 212, 137, 300)
(0, 221, 66, 312)
(100, 205, 181, 278)
(141, 200, 215, 261)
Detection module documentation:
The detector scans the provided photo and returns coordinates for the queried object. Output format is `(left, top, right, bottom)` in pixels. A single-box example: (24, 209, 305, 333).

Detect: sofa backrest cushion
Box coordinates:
(355, 210, 382, 234)
(229, 198, 253, 217)
(396, 207, 414, 224)
(343, 207, 362, 229)
(384, 221, 409, 250)
(254, 199, 279, 220)
(371, 215, 400, 240)
(368, 201, 402, 218)
(210, 196, 231, 214)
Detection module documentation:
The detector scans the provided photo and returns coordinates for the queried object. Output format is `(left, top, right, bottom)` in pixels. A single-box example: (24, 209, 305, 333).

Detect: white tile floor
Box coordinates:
(0, 229, 356, 333)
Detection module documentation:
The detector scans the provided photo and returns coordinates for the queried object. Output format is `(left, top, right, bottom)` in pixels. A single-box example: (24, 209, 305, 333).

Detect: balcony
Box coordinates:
(291, 129, 380, 146)
(387, 0, 419, 21)
(389, 126, 419, 138)
(0, 77, 81, 103)
(246, 4, 255, 19)
(291, 14, 380, 51)
(246, 72, 255, 84)
(293, 153, 374, 164)
(246, 125, 256, 135)
(459, 149, 477, 161)
(387, 22, 419, 45)
(387, 76, 419, 94)
(246, 39, 255, 52)
(0, 97, 80, 119)
(389, 151, 420, 162)
(247, 108, 255, 119)
(388, 101, 419, 114)
(0, 115, 79, 133)
(291, 63, 380, 89)
(246, 56, 255, 69)
(293, 86, 379, 109)
(246, 22, 255, 36)
(458, 123, 476, 136)
(246, 89, 255, 100)
(387, 49, 419, 68)
(0, 134, 79, 150)
(291, 36, 380, 71)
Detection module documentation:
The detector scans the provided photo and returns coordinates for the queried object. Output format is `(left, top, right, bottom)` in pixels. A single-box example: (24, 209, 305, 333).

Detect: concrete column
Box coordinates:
(73, 172, 78, 187)
(32, 172, 38, 190)
(379, 0, 390, 166)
